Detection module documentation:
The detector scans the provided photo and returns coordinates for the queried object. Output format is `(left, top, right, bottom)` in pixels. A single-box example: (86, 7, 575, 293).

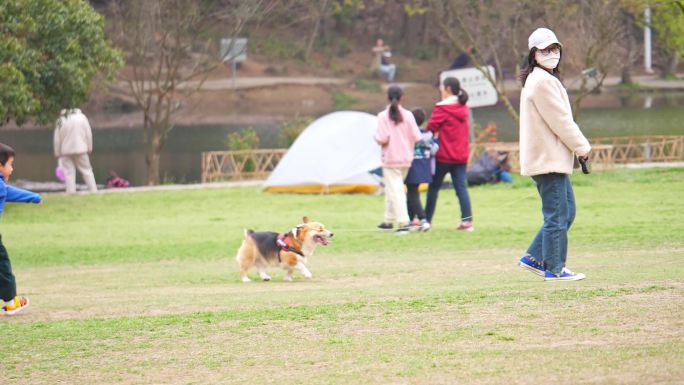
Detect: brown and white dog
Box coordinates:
(235, 216, 333, 282)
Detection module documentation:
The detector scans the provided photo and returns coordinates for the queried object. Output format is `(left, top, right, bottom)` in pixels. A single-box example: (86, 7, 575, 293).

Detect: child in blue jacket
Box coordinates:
(0, 143, 42, 315)
(405, 108, 438, 232)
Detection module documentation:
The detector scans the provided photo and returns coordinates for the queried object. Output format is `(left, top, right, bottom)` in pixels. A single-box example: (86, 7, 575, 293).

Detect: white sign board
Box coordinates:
(220, 38, 247, 63)
(439, 66, 498, 108)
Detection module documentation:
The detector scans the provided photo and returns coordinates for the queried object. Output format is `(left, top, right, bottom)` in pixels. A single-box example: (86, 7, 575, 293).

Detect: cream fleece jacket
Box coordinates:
(54, 109, 93, 157)
(519, 67, 591, 176)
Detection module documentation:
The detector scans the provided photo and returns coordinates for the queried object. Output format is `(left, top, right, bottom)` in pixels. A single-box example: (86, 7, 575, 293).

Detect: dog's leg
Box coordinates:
(236, 241, 255, 283)
(238, 259, 252, 283)
(295, 262, 313, 279)
(257, 267, 271, 281)
(283, 269, 294, 282)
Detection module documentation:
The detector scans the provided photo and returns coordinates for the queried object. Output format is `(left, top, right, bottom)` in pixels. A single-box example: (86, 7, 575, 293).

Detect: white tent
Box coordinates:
(264, 111, 381, 193)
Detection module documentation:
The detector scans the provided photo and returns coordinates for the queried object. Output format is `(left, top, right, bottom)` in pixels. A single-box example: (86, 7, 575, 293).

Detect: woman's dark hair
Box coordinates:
(387, 85, 404, 124)
(411, 108, 426, 126)
(0, 143, 15, 166)
(519, 47, 562, 87)
(442, 77, 468, 105)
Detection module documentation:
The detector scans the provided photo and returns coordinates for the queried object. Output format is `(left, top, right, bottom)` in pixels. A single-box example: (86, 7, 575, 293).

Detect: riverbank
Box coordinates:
(93, 72, 684, 129)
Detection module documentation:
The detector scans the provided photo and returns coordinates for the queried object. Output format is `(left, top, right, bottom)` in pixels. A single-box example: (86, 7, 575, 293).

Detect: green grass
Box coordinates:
(2, 168, 683, 384)
(353, 78, 383, 93)
(332, 91, 358, 110)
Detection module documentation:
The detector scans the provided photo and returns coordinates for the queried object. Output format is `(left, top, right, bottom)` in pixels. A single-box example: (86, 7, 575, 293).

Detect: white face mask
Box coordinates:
(535, 51, 560, 70)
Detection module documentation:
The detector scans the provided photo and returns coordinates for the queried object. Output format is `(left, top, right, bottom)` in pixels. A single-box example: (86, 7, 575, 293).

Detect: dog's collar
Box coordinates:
(277, 233, 304, 257)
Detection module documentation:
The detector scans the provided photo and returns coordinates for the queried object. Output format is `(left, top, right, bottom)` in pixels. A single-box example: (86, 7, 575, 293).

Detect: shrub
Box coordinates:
(415, 46, 434, 61)
(353, 78, 382, 93)
(336, 38, 352, 57)
(279, 116, 313, 148)
(227, 128, 260, 173)
(227, 127, 260, 151)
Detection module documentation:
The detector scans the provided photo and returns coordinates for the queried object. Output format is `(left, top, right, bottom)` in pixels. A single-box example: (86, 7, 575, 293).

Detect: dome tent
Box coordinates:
(264, 111, 381, 193)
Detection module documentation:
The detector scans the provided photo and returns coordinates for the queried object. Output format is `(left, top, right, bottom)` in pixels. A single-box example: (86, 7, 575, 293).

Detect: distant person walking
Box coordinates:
(0, 143, 41, 315)
(517, 28, 591, 282)
(375, 85, 421, 234)
(424, 77, 474, 231)
(53, 108, 97, 193)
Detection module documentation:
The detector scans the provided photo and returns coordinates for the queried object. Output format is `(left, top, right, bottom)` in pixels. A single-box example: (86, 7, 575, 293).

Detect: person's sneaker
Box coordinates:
(456, 221, 474, 232)
(518, 255, 544, 276)
(420, 220, 431, 232)
(395, 224, 412, 235)
(411, 218, 421, 226)
(544, 268, 586, 282)
(2, 296, 29, 316)
(377, 222, 393, 231)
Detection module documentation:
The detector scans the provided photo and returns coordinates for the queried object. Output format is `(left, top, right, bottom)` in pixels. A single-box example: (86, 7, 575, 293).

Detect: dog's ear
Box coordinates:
(291, 227, 299, 238)
(302, 216, 310, 223)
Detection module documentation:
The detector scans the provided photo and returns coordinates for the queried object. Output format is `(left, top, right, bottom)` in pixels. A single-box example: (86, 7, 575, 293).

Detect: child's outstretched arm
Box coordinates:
(5, 185, 42, 204)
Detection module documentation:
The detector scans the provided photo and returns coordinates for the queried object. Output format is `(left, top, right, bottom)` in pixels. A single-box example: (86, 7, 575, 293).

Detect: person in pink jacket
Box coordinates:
(374, 85, 421, 233)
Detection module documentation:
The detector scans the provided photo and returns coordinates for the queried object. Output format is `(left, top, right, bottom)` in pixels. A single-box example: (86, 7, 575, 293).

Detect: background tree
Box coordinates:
(108, 0, 267, 185)
(0, 0, 122, 126)
(427, 0, 532, 122)
(428, 0, 642, 121)
(555, 0, 627, 118)
(651, 0, 684, 78)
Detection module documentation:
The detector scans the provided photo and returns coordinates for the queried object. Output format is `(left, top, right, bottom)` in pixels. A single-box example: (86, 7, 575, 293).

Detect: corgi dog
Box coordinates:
(235, 216, 333, 282)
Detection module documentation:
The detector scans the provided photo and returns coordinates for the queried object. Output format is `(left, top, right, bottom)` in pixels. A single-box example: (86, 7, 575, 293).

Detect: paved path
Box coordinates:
(23, 179, 263, 195)
(177, 73, 684, 92)
(179, 77, 348, 91)
(30, 161, 684, 195)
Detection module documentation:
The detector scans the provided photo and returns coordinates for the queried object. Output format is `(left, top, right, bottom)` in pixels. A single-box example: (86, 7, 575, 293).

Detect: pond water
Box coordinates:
(2, 91, 683, 186)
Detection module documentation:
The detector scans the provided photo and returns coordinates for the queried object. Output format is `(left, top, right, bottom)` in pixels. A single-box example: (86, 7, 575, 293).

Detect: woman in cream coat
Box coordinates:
(54, 108, 98, 193)
(517, 28, 591, 282)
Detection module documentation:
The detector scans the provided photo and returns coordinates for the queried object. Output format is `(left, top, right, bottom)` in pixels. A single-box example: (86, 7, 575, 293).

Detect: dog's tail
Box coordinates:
(244, 229, 255, 238)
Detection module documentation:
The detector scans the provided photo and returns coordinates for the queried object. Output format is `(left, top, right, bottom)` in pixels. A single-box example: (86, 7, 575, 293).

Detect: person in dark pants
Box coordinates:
(404, 108, 438, 232)
(424, 77, 474, 231)
(0, 143, 42, 315)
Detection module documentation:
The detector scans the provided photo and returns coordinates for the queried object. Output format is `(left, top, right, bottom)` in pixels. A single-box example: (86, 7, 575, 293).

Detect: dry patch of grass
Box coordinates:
(4, 246, 683, 385)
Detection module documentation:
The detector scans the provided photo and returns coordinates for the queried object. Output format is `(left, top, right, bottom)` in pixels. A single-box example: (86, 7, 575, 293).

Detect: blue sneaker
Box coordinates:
(518, 255, 544, 276)
(544, 268, 586, 282)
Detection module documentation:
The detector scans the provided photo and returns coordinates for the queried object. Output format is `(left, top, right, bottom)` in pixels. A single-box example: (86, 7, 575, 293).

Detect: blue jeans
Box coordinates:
(425, 162, 472, 223)
(379, 64, 396, 82)
(526, 173, 576, 275)
(495, 169, 513, 183)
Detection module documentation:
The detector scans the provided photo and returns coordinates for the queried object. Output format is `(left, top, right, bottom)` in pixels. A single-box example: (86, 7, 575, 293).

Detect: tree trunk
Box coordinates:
(144, 124, 162, 186)
(662, 55, 680, 78)
(304, 0, 329, 61)
(146, 149, 160, 186)
(621, 11, 636, 85)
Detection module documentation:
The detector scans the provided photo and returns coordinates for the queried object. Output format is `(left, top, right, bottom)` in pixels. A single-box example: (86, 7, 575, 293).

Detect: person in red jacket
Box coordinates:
(424, 77, 474, 231)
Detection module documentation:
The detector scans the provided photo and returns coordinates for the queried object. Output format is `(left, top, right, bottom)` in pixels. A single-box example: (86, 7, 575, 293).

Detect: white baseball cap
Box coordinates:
(528, 28, 561, 50)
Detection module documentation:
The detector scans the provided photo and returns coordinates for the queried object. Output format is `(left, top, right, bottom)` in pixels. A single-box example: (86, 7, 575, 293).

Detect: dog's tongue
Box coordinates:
(315, 236, 330, 245)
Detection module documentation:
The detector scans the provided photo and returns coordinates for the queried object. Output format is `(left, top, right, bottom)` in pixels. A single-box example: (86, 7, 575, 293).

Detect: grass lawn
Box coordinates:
(1, 168, 683, 385)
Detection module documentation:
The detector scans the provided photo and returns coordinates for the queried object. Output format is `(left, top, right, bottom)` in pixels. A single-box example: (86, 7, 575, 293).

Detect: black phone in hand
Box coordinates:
(578, 157, 591, 174)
